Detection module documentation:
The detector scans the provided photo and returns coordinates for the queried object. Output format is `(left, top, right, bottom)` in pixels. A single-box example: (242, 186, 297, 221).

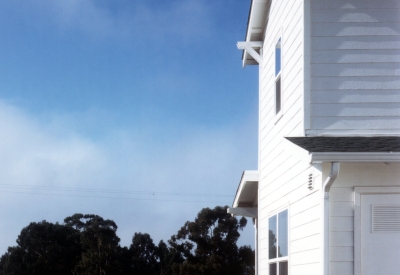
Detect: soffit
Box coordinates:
(242, 0, 269, 66)
(232, 170, 259, 208)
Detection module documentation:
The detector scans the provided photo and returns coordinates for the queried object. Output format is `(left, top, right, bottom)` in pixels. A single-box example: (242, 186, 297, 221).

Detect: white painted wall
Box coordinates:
(324, 163, 400, 275)
(308, 0, 400, 136)
(257, 0, 324, 273)
(256, 0, 400, 274)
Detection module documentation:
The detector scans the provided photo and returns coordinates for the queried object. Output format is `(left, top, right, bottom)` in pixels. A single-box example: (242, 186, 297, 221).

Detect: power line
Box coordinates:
(0, 183, 232, 198)
(0, 190, 229, 204)
(0, 183, 234, 204)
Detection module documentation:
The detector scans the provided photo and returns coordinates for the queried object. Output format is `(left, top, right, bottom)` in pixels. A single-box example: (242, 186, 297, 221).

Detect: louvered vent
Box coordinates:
(372, 205, 400, 233)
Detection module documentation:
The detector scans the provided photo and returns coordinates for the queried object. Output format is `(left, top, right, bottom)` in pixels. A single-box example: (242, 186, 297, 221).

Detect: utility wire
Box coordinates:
(0, 183, 233, 204)
(0, 190, 229, 204)
(0, 183, 232, 197)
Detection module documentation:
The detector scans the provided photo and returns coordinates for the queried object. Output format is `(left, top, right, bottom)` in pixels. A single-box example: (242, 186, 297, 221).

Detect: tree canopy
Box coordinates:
(168, 206, 254, 275)
(0, 220, 81, 275)
(0, 207, 254, 275)
(64, 214, 121, 275)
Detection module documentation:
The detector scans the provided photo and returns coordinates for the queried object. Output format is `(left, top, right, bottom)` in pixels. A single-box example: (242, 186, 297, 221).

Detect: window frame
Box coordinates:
(274, 36, 283, 124)
(268, 208, 289, 275)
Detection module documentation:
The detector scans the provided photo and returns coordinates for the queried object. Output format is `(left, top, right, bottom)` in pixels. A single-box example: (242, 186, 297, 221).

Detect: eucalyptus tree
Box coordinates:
(0, 221, 81, 275)
(168, 206, 255, 275)
(64, 214, 121, 275)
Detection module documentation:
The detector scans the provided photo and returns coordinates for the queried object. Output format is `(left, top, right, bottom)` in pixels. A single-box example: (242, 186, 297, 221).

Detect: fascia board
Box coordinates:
(246, 0, 269, 42)
(227, 207, 257, 218)
(242, 0, 269, 66)
(310, 152, 400, 163)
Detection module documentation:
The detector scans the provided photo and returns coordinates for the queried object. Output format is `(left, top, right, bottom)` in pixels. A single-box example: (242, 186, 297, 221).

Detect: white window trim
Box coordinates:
(267, 207, 289, 275)
(274, 34, 283, 124)
(354, 187, 400, 275)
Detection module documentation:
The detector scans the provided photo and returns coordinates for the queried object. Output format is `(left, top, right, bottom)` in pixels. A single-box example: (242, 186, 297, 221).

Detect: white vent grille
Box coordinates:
(372, 205, 400, 233)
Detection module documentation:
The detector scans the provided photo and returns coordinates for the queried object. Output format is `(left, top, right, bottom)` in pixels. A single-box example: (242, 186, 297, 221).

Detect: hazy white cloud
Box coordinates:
(0, 102, 107, 188)
(129, 0, 213, 42)
(9, 0, 215, 42)
(0, 100, 257, 252)
(45, 0, 116, 38)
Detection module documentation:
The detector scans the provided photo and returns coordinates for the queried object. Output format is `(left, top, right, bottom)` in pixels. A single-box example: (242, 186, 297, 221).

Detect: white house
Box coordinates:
(227, 1, 400, 275)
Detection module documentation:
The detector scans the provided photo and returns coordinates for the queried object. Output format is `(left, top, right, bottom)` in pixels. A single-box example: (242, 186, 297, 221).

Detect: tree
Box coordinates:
(129, 232, 159, 274)
(157, 240, 183, 275)
(64, 214, 122, 275)
(1, 209, 255, 275)
(0, 221, 81, 275)
(0, 246, 25, 275)
(168, 205, 255, 275)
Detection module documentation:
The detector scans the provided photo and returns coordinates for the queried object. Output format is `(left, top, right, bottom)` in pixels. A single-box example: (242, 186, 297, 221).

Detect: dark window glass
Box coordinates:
(278, 210, 288, 257)
(275, 39, 281, 76)
(279, 261, 288, 275)
(270, 263, 277, 275)
(275, 77, 281, 114)
(269, 215, 277, 259)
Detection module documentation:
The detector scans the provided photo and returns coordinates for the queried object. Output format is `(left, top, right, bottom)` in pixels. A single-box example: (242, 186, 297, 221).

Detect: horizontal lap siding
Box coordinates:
(324, 163, 400, 275)
(309, 0, 400, 135)
(258, 0, 317, 273)
(311, 36, 400, 50)
(329, 185, 354, 275)
(291, 263, 320, 274)
(312, 0, 400, 10)
(312, 90, 400, 103)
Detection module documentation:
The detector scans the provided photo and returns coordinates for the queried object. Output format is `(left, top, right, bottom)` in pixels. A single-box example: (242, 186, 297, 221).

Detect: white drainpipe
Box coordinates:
(254, 217, 258, 275)
(322, 162, 340, 275)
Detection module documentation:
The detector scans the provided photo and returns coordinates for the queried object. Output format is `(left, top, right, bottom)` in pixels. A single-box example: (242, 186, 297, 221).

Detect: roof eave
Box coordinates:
(310, 152, 400, 163)
(241, 0, 269, 66)
(232, 170, 259, 208)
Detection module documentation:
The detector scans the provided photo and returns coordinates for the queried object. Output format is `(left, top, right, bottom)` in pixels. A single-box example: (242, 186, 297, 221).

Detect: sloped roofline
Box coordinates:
(285, 136, 400, 163)
(241, 0, 270, 66)
(232, 170, 259, 208)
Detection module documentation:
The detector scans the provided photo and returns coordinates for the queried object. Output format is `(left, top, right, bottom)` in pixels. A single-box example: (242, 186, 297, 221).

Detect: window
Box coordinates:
(275, 38, 282, 116)
(269, 209, 288, 275)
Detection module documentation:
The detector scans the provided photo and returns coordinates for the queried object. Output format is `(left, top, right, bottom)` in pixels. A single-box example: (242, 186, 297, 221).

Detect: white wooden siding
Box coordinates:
(308, 0, 400, 135)
(290, 248, 320, 265)
(291, 234, 319, 253)
(311, 63, 399, 77)
(312, 89, 400, 103)
(291, 263, 320, 274)
(324, 163, 400, 275)
(257, 0, 321, 272)
(312, 0, 400, 10)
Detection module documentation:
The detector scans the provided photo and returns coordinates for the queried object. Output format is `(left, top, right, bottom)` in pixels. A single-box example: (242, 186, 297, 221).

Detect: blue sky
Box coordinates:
(0, 0, 258, 252)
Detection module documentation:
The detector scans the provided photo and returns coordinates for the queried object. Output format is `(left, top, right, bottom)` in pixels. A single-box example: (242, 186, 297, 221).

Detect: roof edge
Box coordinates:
(310, 152, 400, 163)
(241, 0, 269, 66)
(232, 170, 259, 208)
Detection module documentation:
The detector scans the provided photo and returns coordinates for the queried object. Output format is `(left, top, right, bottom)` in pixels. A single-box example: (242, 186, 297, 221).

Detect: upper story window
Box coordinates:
(269, 209, 288, 275)
(275, 38, 282, 116)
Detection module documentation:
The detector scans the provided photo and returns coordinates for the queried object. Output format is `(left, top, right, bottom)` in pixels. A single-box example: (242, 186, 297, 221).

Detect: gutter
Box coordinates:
(322, 162, 340, 275)
(311, 152, 400, 163)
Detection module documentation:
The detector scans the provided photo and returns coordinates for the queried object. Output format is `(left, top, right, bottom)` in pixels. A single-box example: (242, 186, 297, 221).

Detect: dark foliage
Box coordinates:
(0, 221, 81, 275)
(168, 206, 255, 275)
(129, 232, 159, 274)
(0, 208, 254, 275)
(64, 214, 122, 275)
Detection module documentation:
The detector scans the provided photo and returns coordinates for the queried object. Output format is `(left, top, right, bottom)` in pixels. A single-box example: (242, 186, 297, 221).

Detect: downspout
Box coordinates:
(253, 217, 258, 275)
(322, 162, 340, 275)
